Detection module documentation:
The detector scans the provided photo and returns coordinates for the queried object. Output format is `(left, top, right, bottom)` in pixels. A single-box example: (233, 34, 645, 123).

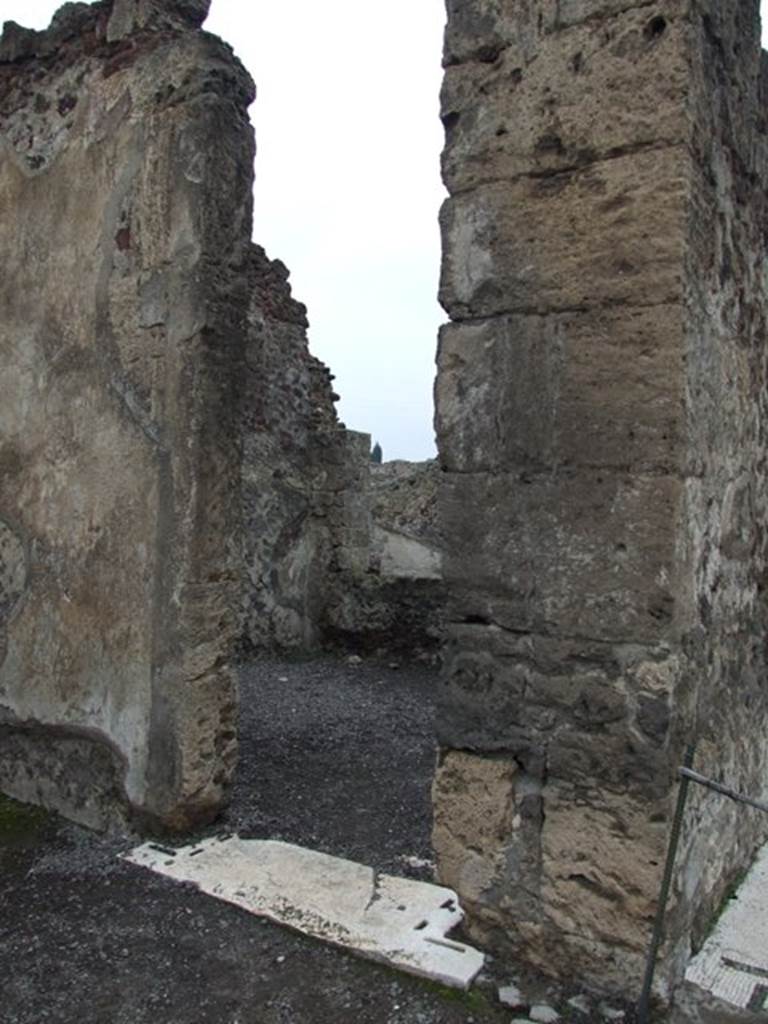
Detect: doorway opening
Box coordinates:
(209, 0, 449, 883)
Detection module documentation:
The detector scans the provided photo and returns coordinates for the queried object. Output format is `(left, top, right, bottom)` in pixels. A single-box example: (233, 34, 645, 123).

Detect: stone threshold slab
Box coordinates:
(125, 837, 485, 990)
(685, 842, 768, 1013)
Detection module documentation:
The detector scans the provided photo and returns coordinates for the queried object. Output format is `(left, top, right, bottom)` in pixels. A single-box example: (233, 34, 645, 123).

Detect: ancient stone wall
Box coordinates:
(239, 243, 348, 651)
(433, 0, 768, 998)
(675, 2, 768, 959)
(239, 281, 446, 655)
(0, 0, 253, 830)
(370, 460, 442, 580)
(323, 459, 446, 655)
(0, 0, 442, 837)
(7, 0, 764, 1003)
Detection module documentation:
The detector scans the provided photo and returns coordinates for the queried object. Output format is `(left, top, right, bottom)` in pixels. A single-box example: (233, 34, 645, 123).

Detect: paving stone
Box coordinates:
(126, 837, 486, 990)
(686, 841, 768, 1012)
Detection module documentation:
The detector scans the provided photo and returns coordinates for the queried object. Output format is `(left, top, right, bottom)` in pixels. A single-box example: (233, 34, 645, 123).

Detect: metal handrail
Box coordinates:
(636, 748, 768, 1023)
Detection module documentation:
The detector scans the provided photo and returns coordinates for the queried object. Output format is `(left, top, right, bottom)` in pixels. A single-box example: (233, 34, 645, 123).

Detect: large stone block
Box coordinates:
(443, 0, 685, 67)
(439, 147, 687, 319)
(431, 746, 673, 991)
(535, 785, 671, 989)
(440, 470, 687, 644)
(442, 3, 688, 191)
(432, 750, 525, 919)
(436, 304, 685, 474)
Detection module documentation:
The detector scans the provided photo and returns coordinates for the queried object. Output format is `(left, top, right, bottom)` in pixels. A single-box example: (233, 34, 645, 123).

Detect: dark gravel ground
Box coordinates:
(225, 656, 437, 877)
(0, 655, 632, 1024)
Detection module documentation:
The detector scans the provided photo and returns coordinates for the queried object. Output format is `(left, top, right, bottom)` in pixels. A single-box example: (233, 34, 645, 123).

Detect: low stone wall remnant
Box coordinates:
(322, 458, 446, 657)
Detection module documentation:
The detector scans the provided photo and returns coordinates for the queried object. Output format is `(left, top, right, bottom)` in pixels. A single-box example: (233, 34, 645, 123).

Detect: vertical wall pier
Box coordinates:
(0, 0, 251, 829)
(433, 0, 768, 997)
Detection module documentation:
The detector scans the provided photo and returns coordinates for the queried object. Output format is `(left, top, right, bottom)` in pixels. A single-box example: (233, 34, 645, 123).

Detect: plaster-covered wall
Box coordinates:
(0, 0, 252, 830)
(0, 0, 443, 835)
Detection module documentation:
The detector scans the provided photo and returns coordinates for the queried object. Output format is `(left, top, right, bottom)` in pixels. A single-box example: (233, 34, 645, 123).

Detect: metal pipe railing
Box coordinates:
(636, 746, 768, 1023)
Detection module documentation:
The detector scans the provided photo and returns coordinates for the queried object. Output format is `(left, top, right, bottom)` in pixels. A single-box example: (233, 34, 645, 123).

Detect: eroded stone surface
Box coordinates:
(0, 522, 25, 626)
(441, 2, 690, 192)
(0, 1, 253, 829)
(439, 147, 686, 320)
(322, 459, 446, 655)
(434, 0, 768, 1000)
(436, 306, 686, 474)
(432, 750, 520, 915)
(107, 0, 211, 42)
(239, 243, 346, 651)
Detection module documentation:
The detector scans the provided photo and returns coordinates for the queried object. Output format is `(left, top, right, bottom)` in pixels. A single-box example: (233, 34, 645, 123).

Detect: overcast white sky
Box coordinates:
(5, 2, 768, 459)
(4, 0, 445, 461)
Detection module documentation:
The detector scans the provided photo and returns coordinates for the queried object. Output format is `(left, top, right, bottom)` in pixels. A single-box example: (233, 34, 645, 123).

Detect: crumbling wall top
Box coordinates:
(106, 0, 211, 43)
(0, 0, 253, 179)
(0, 0, 212, 64)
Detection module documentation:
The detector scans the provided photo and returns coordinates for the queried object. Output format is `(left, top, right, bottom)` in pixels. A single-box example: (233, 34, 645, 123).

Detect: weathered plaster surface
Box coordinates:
(434, 0, 768, 998)
(0, 0, 444, 834)
(0, 0, 252, 829)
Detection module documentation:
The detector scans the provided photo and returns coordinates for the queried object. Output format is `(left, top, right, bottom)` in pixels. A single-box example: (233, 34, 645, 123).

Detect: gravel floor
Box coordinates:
(226, 656, 437, 876)
(0, 655, 632, 1024)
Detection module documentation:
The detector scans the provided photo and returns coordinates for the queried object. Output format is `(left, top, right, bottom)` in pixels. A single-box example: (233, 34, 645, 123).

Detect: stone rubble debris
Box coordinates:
(529, 1006, 561, 1023)
(566, 995, 592, 1016)
(598, 1004, 625, 1021)
(497, 983, 527, 1011)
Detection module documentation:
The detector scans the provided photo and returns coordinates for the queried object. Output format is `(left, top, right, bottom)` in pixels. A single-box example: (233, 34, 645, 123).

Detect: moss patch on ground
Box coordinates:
(0, 792, 51, 845)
